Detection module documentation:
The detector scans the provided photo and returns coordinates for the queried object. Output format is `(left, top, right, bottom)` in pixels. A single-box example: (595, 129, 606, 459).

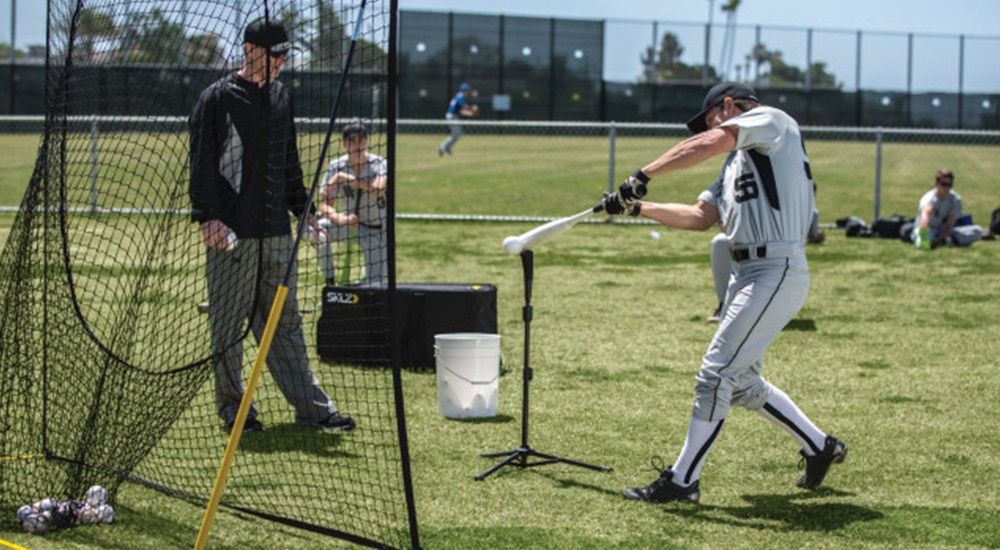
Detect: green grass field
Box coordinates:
(1, 132, 999, 549)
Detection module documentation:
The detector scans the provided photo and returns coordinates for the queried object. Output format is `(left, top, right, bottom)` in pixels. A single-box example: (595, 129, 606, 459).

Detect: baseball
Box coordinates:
(502, 236, 523, 255)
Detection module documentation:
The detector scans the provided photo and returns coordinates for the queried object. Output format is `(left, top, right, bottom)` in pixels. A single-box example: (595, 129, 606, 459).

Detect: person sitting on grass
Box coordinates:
(910, 168, 983, 250)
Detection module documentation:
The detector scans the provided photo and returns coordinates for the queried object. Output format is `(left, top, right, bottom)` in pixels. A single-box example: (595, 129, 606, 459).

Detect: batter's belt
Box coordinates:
(730, 242, 803, 262)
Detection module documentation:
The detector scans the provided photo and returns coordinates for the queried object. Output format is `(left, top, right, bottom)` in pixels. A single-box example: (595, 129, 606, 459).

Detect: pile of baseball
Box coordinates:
(16, 485, 115, 534)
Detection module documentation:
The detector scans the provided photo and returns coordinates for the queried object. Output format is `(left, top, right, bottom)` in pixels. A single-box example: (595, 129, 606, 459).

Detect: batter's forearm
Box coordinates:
(639, 202, 716, 231)
(642, 127, 736, 180)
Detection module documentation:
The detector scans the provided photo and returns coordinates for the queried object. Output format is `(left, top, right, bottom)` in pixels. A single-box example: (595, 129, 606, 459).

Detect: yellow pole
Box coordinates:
(193, 285, 289, 550)
(0, 454, 44, 461)
(0, 538, 30, 550)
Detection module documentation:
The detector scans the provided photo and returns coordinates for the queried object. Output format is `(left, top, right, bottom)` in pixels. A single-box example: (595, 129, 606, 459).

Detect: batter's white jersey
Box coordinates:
(698, 106, 815, 246)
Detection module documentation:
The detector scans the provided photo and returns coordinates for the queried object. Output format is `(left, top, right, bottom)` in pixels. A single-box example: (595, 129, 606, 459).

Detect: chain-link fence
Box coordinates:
(399, 10, 1000, 128)
(5, 10, 1000, 127)
(2, 116, 998, 229)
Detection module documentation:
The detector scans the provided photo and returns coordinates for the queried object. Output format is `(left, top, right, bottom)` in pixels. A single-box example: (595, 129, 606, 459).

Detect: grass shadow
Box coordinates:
(447, 414, 515, 425)
(234, 423, 357, 458)
(664, 490, 882, 532)
(784, 318, 818, 331)
(477, 462, 618, 496)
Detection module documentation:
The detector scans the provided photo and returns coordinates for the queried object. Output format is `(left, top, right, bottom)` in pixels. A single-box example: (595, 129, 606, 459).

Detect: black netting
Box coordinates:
(0, 1, 415, 548)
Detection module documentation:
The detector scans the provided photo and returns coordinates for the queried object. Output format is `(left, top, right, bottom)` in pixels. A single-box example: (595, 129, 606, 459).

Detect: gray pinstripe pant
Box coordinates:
(206, 235, 336, 426)
(694, 252, 810, 422)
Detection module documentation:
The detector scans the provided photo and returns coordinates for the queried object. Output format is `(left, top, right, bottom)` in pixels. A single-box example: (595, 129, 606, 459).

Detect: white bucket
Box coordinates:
(434, 333, 500, 419)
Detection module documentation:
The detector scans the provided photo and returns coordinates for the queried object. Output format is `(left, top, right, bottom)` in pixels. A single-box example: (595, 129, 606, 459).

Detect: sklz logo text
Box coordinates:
(734, 173, 759, 203)
(324, 291, 360, 305)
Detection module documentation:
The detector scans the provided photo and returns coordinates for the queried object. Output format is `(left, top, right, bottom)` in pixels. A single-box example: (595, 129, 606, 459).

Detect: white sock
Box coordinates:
(672, 417, 725, 487)
(758, 385, 826, 456)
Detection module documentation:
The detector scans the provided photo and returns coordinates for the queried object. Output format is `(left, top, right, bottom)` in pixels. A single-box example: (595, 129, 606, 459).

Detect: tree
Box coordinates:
(0, 43, 26, 60)
(72, 9, 118, 63)
(305, 2, 346, 70)
(640, 32, 718, 83)
(807, 61, 839, 88)
(751, 43, 840, 89)
(117, 9, 224, 66)
(185, 33, 224, 67)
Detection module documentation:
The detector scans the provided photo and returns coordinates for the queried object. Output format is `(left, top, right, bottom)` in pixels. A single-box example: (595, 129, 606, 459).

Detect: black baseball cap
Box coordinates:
(686, 82, 760, 134)
(342, 120, 369, 140)
(244, 17, 296, 56)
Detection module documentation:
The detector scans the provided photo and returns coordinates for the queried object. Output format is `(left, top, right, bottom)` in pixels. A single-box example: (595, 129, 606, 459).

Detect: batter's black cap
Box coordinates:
(342, 120, 369, 140)
(686, 82, 760, 134)
(244, 17, 296, 56)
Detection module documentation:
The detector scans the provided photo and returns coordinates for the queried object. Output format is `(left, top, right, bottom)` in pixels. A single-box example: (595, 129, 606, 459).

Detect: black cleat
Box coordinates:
(623, 464, 699, 503)
(797, 435, 847, 490)
(225, 417, 264, 435)
(309, 412, 356, 432)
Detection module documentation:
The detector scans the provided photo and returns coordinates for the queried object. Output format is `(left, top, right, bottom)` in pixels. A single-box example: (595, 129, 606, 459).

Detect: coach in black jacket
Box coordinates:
(189, 16, 355, 435)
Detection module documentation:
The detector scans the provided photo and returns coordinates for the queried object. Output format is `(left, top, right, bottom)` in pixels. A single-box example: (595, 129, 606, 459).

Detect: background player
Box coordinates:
(601, 82, 846, 503)
(315, 120, 388, 285)
(437, 83, 478, 156)
(908, 168, 984, 249)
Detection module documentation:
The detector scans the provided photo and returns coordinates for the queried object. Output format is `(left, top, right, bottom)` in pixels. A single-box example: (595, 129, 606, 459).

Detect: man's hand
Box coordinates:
(305, 214, 328, 244)
(328, 172, 358, 187)
(602, 192, 626, 215)
(201, 219, 233, 250)
(329, 212, 359, 228)
(619, 169, 650, 205)
(602, 193, 642, 217)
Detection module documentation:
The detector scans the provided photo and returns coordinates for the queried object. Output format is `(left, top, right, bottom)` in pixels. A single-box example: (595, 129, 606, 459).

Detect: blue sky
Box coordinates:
(400, 0, 1000, 37)
(4, 1, 999, 91)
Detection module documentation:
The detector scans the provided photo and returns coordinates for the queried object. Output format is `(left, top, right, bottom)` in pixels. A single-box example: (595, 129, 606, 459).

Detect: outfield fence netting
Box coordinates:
(0, 1, 419, 548)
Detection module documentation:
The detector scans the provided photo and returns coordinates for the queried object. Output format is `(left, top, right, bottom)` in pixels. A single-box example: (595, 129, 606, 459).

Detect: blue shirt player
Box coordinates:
(438, 83, 478, 156)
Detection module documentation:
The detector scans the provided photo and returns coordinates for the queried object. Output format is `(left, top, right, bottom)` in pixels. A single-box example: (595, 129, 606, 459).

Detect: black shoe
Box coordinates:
(623, 462, 699, 503)
(225, 417, 264, 435)
(797, 435, 847, 490)
(309, 412, 356, 432)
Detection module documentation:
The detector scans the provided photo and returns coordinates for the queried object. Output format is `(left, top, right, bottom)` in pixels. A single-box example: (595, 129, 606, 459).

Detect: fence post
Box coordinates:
(90, 119, 99, 216)
(607, 122, 616, 194)
(873, 127, 883, 222)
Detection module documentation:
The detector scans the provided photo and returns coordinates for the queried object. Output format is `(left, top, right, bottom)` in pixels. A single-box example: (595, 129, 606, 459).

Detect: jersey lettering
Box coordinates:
(734, 173, 759, 203)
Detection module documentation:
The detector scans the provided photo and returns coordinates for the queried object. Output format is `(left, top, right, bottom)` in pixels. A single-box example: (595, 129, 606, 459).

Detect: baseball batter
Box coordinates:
(602, 82, 846, 503)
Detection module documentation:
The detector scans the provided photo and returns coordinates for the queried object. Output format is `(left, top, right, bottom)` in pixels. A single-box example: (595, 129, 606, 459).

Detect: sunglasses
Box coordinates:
(937, 180, 953, 187)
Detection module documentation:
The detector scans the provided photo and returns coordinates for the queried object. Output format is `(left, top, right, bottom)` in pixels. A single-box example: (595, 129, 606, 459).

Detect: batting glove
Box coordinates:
(602, 193, 642, 216)
(602, 192, 627, 215)
(619, 169, 650, 205)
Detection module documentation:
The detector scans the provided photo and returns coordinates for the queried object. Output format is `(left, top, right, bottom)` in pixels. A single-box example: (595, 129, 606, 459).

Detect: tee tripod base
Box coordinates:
(476, 446, 612, 481)
(475, 249, 611, 481)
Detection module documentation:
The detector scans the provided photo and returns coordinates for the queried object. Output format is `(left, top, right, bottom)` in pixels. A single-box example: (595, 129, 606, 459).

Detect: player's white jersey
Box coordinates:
(698, 106, 815, 246)
(322, 153, 388, 228)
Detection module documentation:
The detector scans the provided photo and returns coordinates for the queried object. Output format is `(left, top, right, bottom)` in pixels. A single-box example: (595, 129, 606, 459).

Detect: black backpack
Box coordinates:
(991, 207, 1000, 237)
